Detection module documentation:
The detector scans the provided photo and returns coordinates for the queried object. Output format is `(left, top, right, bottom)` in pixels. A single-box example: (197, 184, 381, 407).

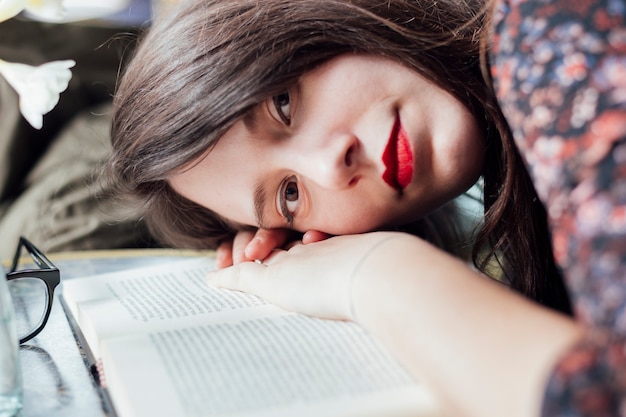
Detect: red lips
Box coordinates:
(382, 116, 414, 190)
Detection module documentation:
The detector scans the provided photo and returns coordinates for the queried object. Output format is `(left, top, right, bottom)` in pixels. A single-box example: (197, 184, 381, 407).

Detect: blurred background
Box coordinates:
(0, 0, 180, 259)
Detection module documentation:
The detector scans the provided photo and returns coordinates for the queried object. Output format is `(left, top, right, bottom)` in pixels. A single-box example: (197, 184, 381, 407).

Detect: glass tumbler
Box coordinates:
(0, 270, 22, 417)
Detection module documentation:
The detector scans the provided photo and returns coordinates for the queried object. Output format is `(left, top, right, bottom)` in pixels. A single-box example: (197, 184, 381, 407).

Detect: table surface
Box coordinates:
(13, 249, 209, 417)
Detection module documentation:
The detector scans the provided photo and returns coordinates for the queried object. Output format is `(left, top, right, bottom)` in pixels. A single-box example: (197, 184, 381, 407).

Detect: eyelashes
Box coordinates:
(267, 85, 298, 127)
(278, 175, 300, 224)
(272, 92, 292, 125)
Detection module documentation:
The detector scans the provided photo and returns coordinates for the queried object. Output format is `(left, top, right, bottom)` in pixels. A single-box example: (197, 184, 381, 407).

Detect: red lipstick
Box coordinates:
(382, 115, 414, 191)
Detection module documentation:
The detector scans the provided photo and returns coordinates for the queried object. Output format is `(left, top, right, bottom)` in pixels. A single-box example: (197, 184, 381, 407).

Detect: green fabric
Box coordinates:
(0, 103, 152, 259)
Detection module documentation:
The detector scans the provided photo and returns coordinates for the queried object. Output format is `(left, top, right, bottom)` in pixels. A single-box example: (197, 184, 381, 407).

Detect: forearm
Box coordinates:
(351, 234, 583, 417)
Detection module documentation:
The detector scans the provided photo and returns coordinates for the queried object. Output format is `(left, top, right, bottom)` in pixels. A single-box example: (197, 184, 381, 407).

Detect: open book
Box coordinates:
(62, 256, 443, 417)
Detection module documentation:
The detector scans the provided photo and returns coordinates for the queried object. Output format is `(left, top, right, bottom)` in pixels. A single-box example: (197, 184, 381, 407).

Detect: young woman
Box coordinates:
(108, 0, 569, 313)
(106, 0, 625, 416)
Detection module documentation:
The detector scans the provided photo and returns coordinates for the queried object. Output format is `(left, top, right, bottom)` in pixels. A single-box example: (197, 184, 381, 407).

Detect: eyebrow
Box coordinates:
(254, 181, 269, 230)
(243, 108, 259, 134)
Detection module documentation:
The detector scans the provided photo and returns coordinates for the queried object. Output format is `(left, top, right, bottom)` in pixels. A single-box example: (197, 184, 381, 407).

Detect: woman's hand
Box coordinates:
(215, 228, 330, 268)
(207, 231, 408, 320)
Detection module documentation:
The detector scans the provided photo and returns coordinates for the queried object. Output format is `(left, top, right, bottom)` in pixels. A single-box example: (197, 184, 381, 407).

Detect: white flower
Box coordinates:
(0, 59, 75, 129)
(0, 0, 65, 23)
(0, 0, 72, 129)
(0, 0, 27, 22)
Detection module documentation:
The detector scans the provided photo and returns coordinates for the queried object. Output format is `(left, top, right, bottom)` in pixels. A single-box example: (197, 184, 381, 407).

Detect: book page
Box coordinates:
(62, 257, 283, 359)
(102, 313, 442, 417)
(63, 255, 445, 417)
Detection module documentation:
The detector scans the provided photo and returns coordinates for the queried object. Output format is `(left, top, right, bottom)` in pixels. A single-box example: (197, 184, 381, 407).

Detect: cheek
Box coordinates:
(440, 109, 485, 185)
(308, 201, 392, 235)
(456, 123, 486, 183)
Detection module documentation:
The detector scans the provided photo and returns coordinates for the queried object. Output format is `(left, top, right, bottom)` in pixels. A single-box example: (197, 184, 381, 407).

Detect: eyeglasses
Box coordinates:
(6, 237, 60, 344)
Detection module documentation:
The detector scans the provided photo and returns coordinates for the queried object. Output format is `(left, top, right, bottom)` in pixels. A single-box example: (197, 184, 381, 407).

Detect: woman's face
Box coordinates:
(169, 54, 485, 235)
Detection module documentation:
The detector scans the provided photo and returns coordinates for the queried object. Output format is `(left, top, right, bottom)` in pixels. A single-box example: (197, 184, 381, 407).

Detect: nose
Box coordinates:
(294, 132, 360, 190)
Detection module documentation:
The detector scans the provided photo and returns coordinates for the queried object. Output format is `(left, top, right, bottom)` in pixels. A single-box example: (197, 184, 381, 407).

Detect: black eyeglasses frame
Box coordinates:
(6, 236, 60, 344)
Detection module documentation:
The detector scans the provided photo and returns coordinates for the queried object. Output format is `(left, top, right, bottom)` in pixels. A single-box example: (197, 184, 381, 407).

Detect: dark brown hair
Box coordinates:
(107, 0, 571, 315)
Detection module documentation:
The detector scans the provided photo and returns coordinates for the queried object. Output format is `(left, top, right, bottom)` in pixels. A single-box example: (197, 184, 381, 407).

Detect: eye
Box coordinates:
(270, 91, 292, 126)
(278, 175, 300, 224)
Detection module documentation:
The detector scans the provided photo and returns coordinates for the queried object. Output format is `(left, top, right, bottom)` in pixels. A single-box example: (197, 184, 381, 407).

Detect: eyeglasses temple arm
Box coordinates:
(12, 237, 56, 272)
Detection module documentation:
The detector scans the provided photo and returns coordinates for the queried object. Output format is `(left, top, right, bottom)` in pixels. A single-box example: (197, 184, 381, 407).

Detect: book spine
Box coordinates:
(90, 359, 107, 389)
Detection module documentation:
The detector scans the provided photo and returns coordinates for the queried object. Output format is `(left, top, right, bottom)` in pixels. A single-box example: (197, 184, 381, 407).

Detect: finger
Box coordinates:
(260, 248, 287, 265)
(244, 228, 293, 260)
(206, 262, 267, 295)
(232, 230, 256, 264)
(215, 240, 234, 269)
(302, 230, 331, 244)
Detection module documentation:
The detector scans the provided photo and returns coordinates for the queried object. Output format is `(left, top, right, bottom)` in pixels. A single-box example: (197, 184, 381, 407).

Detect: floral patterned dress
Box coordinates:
(490, 0, 626, 414)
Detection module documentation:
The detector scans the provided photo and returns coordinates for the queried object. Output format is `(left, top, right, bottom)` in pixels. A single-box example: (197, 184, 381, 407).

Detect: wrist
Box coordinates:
(349, 233, 424, 323)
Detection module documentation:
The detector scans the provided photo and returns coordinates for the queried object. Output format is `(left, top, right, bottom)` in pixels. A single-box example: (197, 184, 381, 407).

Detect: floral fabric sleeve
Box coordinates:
(490, 0, 626, 415)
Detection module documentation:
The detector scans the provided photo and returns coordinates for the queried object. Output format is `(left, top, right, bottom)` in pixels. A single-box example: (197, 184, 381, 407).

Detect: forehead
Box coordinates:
(168, 119, 262, 229)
